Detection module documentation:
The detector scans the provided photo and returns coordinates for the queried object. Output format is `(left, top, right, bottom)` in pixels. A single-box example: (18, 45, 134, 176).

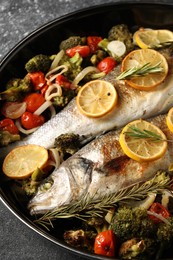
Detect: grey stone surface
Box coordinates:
(0, 0, 173, 259)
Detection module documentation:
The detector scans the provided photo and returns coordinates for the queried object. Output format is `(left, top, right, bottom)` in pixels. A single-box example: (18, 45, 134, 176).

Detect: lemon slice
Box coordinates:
(119, 119, 167, 162)
(133, 28, 173, 49)
(76, 80, 118, 118)
(121, 49, 168, 91)
(3, 144, 48, 179)
(166, 107, 173, 133)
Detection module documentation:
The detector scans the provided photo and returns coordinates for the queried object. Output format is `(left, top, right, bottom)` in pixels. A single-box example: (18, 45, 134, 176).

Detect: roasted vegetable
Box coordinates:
(59, 53, 82, 80)
(0, 130, 20, 146)
(25, 54, 52, 73)
(0, 75, 32, 101)
(64, 229, 96, 251)
(54, 133, 82, 157)
(111, 206, 157, 242)
(53, 88, 76, 108)
(59, 36, 85, 51)
(108, 24, 134, 53)
(118, 238, 157, 260)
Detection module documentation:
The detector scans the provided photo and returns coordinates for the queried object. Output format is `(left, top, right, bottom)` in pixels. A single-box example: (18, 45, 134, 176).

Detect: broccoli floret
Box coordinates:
(59, 36, 86, 50)
(111, 206, 157, 242)
(63, 229, 96, 251)
(54, 133, 82, 157)
(0, 75, 32, 101)
(25, 54, 52, 73)
(90, 50, 107, 66)
(59, 53, 82, 81)
(108, 24, 134, 53)
(119, 238, 157, 260)
(53, 88, 76, 108)
(0, 130, 20, 146)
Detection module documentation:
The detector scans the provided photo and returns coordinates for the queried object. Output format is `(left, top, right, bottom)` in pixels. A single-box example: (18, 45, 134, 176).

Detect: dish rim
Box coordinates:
(1, 1, 173, 259)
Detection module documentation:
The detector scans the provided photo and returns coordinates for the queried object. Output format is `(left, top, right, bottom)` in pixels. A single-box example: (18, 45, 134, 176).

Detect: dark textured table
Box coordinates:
(0, 0, 172, 259)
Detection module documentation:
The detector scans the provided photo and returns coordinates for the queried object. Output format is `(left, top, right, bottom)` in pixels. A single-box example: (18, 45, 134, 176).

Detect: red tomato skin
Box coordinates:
(148, 202, 170, 223)
(21, 112, 45, 130)
(55, 74, 72, 89)
(97, 57, 116, 74)
(94, 230, 116, 257)
(66, 45, 90, 58)
(0, 118, 19, 134)
(87, 36, 102, 53)
(28, 71, 46, 90)
(24, 93, 45, 113)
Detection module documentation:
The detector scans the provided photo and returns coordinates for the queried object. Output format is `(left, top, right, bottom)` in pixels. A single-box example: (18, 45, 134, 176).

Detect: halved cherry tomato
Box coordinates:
(87, 36, 102, 53)
(24, 93, 45, 113)
(1, 102, 26, 119)
(0, 118, 19, 134)
(40, 84, 49, 96)
(94, 230, 116, 257)
(148, 202, 170, 223)
(66, 45, 90, 58)
(55, 75, 72, 89)
(28, 71, 46, 90)
(21, 111, 45, 130)
(97, 57, 116, 74)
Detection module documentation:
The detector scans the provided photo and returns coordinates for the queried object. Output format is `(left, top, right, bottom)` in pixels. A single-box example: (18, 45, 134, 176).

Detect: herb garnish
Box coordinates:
(116, 62, 163, 81)
(34, 171, 171, 230)
(126, 126, 173, 143)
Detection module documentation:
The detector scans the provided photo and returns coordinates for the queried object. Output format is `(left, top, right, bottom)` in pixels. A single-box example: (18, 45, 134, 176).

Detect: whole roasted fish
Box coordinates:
(1, 59, 173, 161)
(28, 114, 173, 215)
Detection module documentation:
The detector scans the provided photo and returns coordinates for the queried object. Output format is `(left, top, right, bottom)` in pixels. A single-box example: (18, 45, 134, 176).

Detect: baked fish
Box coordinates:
(1, 59, 173, 161)
(28, 114, 173, 215)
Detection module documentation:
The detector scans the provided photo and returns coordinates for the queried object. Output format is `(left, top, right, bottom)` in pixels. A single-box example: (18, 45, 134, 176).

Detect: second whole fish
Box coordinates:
(28, 114, 173, 215)
(1, 53, 173, 161)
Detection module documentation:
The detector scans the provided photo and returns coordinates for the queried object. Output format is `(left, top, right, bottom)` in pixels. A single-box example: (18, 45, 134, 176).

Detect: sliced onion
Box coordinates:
(147, 210, 171, 225)
(1, 102, 27, 119)
(46, 65, 68, 83)
(49, 104, 56, 118)
(15, 119, 39, 135)
(34, 100, 52, 115)
(72, 66, 99, 86)
(49, 148, 61, 168)
(49, 50, 65, 70)
(45, 83, 62, 101)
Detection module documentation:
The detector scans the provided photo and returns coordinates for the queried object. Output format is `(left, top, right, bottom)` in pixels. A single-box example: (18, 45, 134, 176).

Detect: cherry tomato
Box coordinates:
(94, 230, 116, 257)
(1, 102, 26, 119)
(66, 45, 90, 58)
(148, 202, 170, 223)
(28, 71, 46, 90)
(40, 84, 49, 96)
(55, 74, 72, 89)
(87, 36, 102, 53)
(21, 111, 45, 130)
(24, 93, 45, 113)
(97, 57, 116, 74)
(0, 118, 19, 134)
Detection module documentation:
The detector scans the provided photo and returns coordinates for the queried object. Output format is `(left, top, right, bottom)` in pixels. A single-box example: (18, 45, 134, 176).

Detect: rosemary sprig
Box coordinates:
(126, 126, 173, 143)
(116, 62, 163, 81)
(151, 41, 173, 49)
(34, 171, 171, 230)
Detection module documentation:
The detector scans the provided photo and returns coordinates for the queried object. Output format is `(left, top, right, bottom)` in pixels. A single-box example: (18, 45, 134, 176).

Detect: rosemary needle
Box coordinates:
(116, 62, 163, 81)
(34, 171, 171, 230)
(126, 126, 173, 143)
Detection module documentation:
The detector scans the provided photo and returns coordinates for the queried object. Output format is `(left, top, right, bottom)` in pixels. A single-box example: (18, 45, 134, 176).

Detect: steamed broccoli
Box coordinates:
(25, 54, 52, 73)
(63, 229, 96, 251)
(108, 24, 134, 53)
(53, 88, 76, 108)
(59, 36, 86, 50)
(119, 238, 157, 260)
(0, 130, 20, 146)
(111, 206, 157, 242)
(0, 75, 32, 101)
(54, 133, 82, 157)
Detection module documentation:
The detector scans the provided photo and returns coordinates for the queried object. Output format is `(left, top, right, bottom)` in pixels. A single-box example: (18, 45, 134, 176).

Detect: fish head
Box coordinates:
(28, 167, 73, 215)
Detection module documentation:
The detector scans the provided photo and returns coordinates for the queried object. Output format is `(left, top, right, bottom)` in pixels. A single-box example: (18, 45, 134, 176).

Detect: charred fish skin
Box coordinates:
(1, 59, 173, 161)
(28, 114, 173, 215)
